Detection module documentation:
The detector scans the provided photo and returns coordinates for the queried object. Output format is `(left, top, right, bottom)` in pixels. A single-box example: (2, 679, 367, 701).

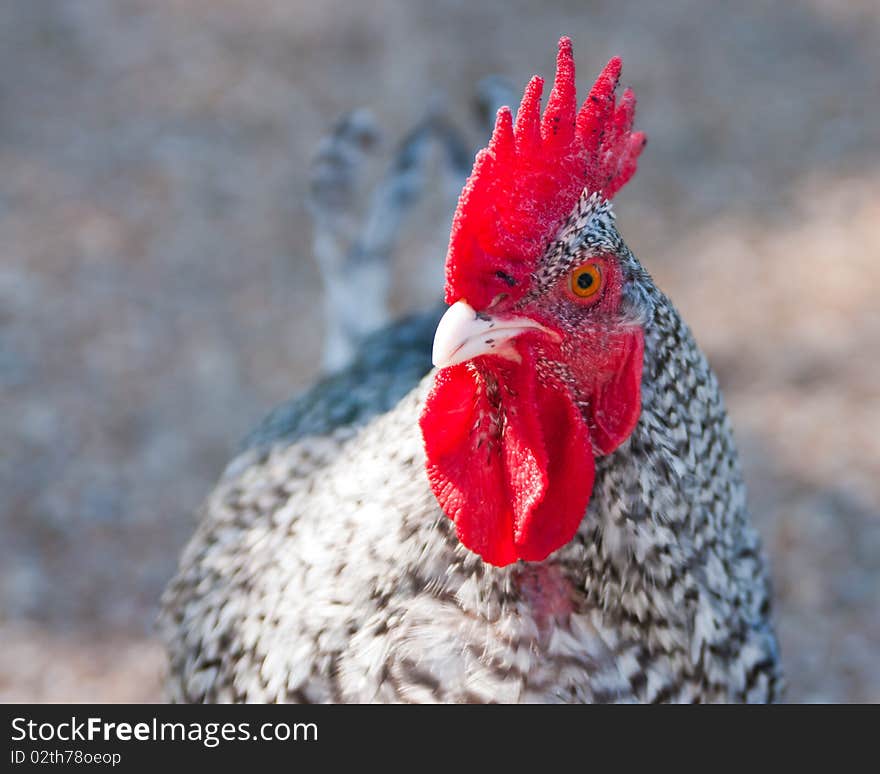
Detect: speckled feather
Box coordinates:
(159, 199, 781, 703)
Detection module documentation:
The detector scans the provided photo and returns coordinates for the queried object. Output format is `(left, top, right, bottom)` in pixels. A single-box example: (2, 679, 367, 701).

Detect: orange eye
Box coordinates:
(569, 263, 603, 298)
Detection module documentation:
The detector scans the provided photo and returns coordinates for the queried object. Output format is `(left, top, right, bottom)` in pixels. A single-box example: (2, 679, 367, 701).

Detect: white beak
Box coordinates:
(431, 300, 557, 370)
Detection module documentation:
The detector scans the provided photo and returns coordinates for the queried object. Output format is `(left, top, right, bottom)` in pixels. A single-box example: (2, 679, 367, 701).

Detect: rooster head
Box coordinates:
(420, 38, 648, 567)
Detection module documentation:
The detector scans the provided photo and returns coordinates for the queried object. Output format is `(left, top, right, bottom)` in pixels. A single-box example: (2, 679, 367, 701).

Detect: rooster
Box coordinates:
(160, 38, 781, 703)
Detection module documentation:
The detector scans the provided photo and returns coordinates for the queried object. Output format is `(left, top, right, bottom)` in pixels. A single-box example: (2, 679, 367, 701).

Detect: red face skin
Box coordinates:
(421, 254, 644, 567)
(513, 256, 645, 454)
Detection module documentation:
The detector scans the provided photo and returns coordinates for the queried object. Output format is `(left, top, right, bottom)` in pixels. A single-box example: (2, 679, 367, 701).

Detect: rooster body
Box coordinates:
(161, 41, 781, 703)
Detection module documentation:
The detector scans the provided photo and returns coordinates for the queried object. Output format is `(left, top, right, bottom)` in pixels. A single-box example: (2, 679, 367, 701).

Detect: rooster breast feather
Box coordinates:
(160, 290, 781, 703)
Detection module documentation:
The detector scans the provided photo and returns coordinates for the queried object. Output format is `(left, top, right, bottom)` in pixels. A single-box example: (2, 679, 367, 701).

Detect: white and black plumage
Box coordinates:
(160, 40, 781, 703)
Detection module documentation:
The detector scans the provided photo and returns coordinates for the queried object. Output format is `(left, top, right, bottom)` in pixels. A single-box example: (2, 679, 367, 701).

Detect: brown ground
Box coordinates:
(1, 0, 878, 702)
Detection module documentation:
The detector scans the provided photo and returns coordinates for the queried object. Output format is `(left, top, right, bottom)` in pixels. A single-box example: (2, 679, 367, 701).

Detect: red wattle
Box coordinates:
(515, 376, 595, 561)
(420, 349, 595, 567)
(587, 331, 644, 455)
(420, 364, 518, 566)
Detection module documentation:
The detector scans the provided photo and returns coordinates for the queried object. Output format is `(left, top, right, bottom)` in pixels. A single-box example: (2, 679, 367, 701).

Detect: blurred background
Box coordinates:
(1, 0, 878, 702)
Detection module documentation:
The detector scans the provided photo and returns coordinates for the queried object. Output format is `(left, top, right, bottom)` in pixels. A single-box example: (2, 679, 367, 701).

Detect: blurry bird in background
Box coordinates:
(160, 37, 781, 703)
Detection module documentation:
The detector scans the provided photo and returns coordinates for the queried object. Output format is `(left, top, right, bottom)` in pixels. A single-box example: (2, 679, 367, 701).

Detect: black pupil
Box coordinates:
(576, 271, 594, 290)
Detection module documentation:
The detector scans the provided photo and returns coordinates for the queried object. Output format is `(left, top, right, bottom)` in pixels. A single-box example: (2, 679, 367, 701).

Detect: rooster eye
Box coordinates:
(569, 263, 603, 299)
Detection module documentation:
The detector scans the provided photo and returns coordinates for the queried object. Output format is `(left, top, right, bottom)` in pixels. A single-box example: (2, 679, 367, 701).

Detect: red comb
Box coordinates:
(445, 38, 646, 309)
